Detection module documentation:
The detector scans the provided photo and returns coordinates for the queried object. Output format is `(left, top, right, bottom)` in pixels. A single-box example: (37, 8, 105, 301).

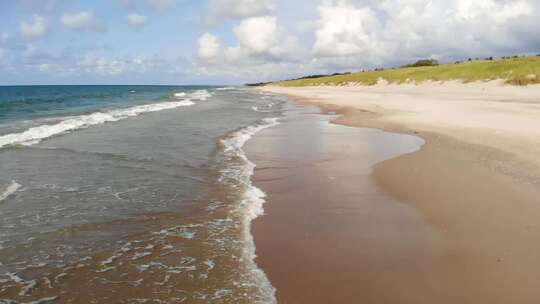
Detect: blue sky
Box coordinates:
(1, 0, 539, 85)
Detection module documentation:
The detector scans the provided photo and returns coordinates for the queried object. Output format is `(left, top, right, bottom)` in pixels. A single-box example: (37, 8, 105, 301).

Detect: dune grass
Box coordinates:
(270, 56, 540, 87)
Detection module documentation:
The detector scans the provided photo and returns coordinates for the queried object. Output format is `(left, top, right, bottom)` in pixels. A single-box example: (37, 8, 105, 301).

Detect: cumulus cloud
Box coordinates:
(194, 0, 540, 83)
(61, 11, 104, 32)
(20, 15, 47, 39)
(195, 14, 306, 82)
(198, 33, 220, 61)
(127, 13, 147, 27)
(234, 16, 277, 54)
(314, 3, 383, 58)
(8, 0, 540, 84)
(313, 0, 538, 67)
(207, 0, 273, 23)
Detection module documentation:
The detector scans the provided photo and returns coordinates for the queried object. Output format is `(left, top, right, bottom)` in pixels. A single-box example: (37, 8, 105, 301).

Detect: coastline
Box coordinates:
(253, 83, 540, 303)
(0, 87, 285, 303)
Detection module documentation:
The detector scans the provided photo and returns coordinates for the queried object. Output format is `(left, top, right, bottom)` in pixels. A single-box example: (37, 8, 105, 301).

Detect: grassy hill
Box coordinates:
(269, 55, 540, 87)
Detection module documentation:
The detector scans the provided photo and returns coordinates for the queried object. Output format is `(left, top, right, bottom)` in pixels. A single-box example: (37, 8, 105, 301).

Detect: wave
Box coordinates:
(0, 100, 195, 149)
(251, 102, 276, 113)
(219, 117, 280, 303)
(173, 90, 212, 101)
(0, 180, 22, 203)
(188, 90, 212, 101)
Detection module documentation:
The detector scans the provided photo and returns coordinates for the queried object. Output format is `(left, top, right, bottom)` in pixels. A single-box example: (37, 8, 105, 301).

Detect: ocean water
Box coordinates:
(0, 85, 286, 303)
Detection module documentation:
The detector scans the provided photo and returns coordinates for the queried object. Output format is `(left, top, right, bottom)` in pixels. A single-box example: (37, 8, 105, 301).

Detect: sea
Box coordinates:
(0, 85, 286, 303)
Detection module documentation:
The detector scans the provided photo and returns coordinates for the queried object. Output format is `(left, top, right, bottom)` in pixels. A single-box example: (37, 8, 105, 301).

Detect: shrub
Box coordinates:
(402, 59, 439, 68)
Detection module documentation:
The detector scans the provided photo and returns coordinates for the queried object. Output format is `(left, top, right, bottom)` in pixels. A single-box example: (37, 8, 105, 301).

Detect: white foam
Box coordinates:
(251, 103, 275, 113)
(131, 252, 152, 260)
(25, 296, 59, 304)
(6, 272, 24, 283)
(188, 90, 213, 101)
(0, 100, 195, 148)
(0, 180, 22, 202)
(19, 279, 37, 296)
(219, 117, 280, 304)
(174, 92, 187, 98)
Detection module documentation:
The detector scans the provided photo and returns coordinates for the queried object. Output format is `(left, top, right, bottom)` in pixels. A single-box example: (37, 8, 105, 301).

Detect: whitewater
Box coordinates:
(0, 86, 286, 303)
(0, 90, 215, 149)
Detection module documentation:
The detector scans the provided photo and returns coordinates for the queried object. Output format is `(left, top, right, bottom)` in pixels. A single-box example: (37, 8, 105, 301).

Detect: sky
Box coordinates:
(1, 0, 539, 85)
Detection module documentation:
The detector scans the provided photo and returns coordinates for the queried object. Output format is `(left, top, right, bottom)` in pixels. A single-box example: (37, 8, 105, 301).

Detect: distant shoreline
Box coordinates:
(254, 55, 540, 87)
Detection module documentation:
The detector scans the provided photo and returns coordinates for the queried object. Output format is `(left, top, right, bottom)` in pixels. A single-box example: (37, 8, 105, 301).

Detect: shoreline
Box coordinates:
(262, 81, 540, 184)
(0, 87, 285, 303)
(246, 103, 430, 303)
(254, 83, 540, 303)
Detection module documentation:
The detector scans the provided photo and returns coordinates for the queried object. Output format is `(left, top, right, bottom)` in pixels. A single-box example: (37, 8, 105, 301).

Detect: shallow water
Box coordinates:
(0, 86, 284, 303)
(247, 103, 432, 303)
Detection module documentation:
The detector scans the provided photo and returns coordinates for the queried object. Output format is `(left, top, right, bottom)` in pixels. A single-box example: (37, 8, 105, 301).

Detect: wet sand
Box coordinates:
(252, 85, 540, 303)
(247, 104, 434, 303)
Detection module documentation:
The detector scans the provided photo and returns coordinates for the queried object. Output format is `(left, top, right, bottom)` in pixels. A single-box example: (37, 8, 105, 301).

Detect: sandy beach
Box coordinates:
(252, 82, 540, 303)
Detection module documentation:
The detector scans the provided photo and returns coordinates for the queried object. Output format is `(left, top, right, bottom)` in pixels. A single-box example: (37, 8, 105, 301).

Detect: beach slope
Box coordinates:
(254, 82, 540, 303)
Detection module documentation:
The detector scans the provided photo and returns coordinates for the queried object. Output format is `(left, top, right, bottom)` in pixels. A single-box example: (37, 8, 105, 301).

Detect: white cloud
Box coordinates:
(312, 0, 536, 67)
(234, 16, 277, 54)
(207, 0, 273, 22)
(314, 3, 383, 58)
(8, 0, 540, 84)
(194, 0, 540, 83)
(198, 33, 220, 61)
(195, 14, 306, 82)
(20, 15, 47, 39)
(79, 55, 126, 75)
(453, 0, 531, 23)
(127, 13, 147, 27)
(61, 11, 102, 31)
(95, 58, 125, 75)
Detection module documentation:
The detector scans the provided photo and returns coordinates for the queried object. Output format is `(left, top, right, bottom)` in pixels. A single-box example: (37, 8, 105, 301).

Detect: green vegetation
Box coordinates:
(270, 56, 540, 87)
(402, 59, 439, 68)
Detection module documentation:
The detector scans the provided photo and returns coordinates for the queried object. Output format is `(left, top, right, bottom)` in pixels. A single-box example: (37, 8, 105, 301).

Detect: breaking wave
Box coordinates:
(0, 99, 195, 149)
(219, 117, 280, 303)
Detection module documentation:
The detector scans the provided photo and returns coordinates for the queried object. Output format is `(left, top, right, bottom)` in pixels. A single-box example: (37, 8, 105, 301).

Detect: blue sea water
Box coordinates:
(0, 85, 210, 123)
(0, 85, 285, 303)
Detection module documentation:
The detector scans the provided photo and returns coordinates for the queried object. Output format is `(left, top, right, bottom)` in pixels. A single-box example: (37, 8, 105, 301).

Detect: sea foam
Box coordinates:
(0, 180, 21, 203)
(188, 90, 213, 101)
(219, 117, 280, 304)
(0, 99, 195, 149)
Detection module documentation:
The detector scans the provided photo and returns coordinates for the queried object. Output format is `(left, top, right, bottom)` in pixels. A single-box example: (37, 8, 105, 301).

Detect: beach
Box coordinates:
(252, 82, 540, 303)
